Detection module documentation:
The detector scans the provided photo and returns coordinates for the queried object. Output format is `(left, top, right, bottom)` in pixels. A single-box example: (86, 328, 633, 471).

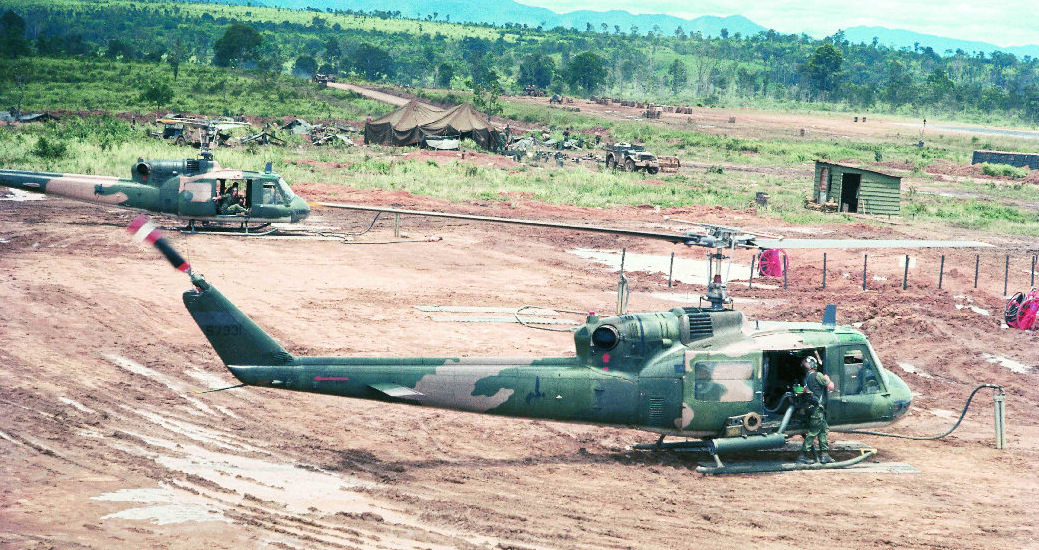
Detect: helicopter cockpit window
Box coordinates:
(262, 182, 284, 205)
(693, 361, 754, 402)
(843, 348, 882, 395)
(276, 177, 296, 200)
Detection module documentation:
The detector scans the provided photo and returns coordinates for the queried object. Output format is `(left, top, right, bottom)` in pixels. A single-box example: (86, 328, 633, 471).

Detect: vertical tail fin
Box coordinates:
(182, 278, 294, 367)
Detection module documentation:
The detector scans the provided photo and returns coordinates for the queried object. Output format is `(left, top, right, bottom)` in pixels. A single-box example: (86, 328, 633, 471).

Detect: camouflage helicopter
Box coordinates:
(132, 206, 989, 472)
(0, 156, 310, 233)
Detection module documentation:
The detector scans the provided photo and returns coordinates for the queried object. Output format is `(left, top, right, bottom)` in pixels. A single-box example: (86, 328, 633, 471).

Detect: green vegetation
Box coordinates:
(0, 0, 1037, 239)
(0, 57, 390, 120)
(980, 162, 1028, 178)
(2, 0, 1039, 124)
(3, 118, 1037, 236)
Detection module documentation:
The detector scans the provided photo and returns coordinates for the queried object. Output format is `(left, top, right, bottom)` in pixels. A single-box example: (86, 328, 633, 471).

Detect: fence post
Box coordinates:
(974, 254, 980, 289)
(749, 254, 756, 289)
(783, 254, 788, 289)
(668, 252, 675, 288)
(938, 255, 945, 290)
(1004, 255, 1010, 297)
(903, 254, 909, 290)
(822, 253, 827, 289)
(1032, 255, 1036, 288)
(862, 254, 868, 291)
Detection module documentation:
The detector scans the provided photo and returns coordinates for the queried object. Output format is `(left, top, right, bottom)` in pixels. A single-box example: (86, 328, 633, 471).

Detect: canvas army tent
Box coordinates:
(364, 101, 502, 151)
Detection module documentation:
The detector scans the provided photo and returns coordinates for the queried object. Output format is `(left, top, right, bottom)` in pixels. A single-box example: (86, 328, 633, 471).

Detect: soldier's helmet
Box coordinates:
(802, 356, 818, 370)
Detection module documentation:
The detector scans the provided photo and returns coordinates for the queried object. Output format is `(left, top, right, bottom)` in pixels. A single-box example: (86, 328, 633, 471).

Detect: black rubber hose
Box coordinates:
(763, 392, 793, 414)
(835, 384, 1004, 440)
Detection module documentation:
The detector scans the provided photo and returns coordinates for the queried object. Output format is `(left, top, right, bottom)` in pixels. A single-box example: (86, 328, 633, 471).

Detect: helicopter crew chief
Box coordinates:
(213, 182, 247, 215)
(798, 354, 836, 464)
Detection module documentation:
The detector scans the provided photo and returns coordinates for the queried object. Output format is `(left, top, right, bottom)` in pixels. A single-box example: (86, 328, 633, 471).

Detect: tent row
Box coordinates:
(364, 101, 502, 151)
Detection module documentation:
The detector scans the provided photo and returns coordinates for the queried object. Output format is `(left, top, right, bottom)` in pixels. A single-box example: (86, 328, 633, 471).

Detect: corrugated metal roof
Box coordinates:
(815, 160, 902, 179)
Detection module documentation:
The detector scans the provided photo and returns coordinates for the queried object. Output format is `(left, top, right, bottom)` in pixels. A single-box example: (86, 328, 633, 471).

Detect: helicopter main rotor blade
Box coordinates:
(754, 238, 993, 249)
(318, 203, 992, 251)
(318, 202, 694, 245)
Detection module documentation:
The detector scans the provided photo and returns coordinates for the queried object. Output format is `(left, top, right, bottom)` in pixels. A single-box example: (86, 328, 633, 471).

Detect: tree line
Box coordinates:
(2, 2, 1039, 123)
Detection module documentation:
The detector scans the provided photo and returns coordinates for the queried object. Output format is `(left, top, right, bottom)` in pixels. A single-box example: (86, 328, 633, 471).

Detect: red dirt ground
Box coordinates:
(1, 191, 1037, 549)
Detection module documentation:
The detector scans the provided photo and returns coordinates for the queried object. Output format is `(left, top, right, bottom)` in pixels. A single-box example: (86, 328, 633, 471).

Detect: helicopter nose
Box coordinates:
(888, 371, 913, 421)
(290, 197, 310, 222)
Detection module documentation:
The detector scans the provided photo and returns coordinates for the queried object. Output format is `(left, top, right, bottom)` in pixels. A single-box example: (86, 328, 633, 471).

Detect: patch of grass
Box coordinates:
(0, 57, 391, 121)
(980, 163, 1028, 178)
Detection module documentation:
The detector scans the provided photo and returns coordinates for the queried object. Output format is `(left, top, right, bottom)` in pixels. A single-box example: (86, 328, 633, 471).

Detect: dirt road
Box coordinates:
(1, 193, 1037, 549)
(328, 82, 431, 108)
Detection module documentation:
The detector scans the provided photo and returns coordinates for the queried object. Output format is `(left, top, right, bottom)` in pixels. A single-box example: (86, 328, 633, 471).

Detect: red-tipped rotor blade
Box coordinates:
(127, 215, 191, 273)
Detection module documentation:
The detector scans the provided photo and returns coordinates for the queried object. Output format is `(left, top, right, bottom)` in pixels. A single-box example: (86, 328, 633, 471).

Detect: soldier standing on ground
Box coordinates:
(797, 355, 835, 464)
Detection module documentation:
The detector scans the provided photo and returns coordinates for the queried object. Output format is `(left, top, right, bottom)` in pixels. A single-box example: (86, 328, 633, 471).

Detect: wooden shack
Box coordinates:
(812, 161, 902, 216)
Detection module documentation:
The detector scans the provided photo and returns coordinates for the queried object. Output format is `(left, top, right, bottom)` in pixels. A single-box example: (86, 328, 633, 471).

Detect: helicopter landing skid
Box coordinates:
(180, 220, 276, 236)
(695, 448, 877, 475)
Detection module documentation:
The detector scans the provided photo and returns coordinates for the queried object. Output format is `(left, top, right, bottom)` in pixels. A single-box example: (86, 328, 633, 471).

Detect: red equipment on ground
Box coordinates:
(1005, 288, 1039, 330)
(757, 248, 788, 277)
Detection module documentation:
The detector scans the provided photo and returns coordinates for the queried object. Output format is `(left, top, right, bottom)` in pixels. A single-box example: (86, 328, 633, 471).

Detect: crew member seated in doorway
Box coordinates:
(214, 182, 248, 215)
(797, 354, 835, 464)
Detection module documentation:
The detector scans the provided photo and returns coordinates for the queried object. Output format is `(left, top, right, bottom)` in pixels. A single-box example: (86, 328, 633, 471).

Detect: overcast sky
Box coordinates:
(515, 0, 1037, 47)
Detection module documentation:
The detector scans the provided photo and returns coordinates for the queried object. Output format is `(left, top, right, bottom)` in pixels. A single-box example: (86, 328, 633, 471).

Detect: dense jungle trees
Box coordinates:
(4, 2, 1039, 123)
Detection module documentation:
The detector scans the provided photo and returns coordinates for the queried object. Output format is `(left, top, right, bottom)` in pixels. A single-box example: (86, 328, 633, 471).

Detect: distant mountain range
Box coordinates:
(258, 0, 1039, 59)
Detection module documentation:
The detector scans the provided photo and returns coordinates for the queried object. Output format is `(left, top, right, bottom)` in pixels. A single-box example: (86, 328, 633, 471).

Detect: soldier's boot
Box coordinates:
(796, 451, 815, 464)
(818, 452, 836, 464)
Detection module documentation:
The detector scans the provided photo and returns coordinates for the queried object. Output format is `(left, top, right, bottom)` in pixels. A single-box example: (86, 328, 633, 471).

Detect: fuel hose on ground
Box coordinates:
(835, 384, 1005, 441)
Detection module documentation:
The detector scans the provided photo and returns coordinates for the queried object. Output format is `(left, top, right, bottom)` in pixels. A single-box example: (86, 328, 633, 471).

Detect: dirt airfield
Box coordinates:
(1, 190, 1038, 550)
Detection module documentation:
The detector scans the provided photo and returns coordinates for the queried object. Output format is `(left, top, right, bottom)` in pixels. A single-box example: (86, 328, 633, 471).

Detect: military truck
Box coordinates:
(604, 142, 660, 174)
(313, 73, 337, 85)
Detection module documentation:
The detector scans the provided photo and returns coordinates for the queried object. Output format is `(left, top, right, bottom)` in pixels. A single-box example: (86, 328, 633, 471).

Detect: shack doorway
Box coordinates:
(840, 173, 861, 213)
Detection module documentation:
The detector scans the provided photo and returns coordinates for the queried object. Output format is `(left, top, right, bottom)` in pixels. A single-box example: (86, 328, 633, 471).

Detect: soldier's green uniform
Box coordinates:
(798, 358, 835, 464)
(216, 191, 247, 215)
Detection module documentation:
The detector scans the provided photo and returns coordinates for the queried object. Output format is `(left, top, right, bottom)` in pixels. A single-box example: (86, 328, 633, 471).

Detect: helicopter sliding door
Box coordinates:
(829, 344, 889, 425)
(177, 178, 218, 217)
(685, 351, 761, 431)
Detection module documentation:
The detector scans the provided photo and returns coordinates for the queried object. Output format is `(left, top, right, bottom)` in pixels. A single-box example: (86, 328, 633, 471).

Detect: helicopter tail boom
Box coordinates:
(0, 168, 132, 205)
(182, 277, 295, 369)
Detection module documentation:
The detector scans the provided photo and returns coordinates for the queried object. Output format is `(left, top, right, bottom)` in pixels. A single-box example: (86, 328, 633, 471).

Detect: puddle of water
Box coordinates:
(955, 304, 990, 316)
(94, 486, 230, 526)
(109, 355, 242, 415)
(107, 354, 186, 393)
(184, 369, 236, 389)
(59, 396, 95, 414)
(94, 487, 176, 503)
(897, 362, 933, 378)
(569, 248, 755, 285)
(101, 503, 228, 525)
(0, 188, 47, 201)
(981, 353, 1032, 374)
(126, 406, 269, 454)
(0, 430, 25, 446)
(117, 432, 387, 518)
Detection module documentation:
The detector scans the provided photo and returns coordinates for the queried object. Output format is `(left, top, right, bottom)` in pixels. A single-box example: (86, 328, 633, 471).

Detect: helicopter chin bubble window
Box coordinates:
(591, 325, 620, 350)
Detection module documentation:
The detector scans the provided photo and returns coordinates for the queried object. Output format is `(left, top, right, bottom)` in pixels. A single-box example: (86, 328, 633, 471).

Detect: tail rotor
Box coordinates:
(127, 215, 192, 275)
